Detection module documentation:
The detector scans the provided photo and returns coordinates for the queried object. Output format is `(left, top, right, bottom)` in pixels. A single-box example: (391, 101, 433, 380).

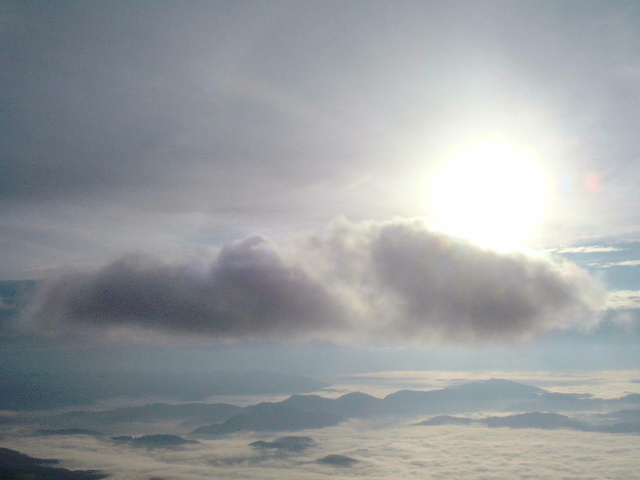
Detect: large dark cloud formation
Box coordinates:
(22, 218, 604, 345)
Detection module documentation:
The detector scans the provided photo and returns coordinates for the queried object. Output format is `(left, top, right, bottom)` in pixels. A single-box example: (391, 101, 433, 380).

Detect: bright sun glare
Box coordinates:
(429, 140, 549, 249)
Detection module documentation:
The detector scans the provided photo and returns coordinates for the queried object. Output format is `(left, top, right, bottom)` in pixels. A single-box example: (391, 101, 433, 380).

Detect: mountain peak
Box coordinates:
(445, 378, 544, 396)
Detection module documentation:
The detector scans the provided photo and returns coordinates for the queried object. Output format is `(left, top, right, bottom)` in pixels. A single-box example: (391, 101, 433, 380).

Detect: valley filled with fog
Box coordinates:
(2, 376, 639, 479)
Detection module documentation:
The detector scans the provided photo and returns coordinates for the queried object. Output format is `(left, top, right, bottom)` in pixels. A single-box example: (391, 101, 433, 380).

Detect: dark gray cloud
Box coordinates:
(21, 218, 604, 345)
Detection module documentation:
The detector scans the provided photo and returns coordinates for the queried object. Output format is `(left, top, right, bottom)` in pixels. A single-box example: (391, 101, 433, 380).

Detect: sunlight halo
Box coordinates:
(428, 140, 549, 249)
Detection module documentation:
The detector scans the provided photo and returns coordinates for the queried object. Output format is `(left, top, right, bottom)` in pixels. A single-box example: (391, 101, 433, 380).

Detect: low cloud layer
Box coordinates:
(21, 218, 604, 345)
(4, 417, 640, 480)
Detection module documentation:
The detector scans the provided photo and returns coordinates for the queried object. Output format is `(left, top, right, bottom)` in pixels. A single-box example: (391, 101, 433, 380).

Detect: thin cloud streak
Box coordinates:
(606, 290, 640, 310)
(555, 246, 626, 254)
(21, 217, 605, 345)
(600, 260, 640, 268)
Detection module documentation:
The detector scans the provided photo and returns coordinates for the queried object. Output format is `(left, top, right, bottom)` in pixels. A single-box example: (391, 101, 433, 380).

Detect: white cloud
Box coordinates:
(555, 246, 625, 254)
(3, 417, 640, 480)
(600, 260, 640, 268)
(606, 290, 640, 310)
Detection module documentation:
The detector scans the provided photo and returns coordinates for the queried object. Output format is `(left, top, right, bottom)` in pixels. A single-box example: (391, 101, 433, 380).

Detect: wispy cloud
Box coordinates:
(599, 260, 640, 268)
(555, 246, 626, 254)
(20, 217, 605, 345)
(606, 290, 640, 310)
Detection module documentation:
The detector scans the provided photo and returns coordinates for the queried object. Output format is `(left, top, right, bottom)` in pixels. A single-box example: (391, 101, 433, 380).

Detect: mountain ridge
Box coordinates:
(28, 379, 640, 437)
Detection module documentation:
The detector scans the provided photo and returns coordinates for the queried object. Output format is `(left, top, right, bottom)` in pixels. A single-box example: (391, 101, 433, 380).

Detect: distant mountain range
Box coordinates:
(5, 379, 638, 480)
(417, 411, 640, 434)
(32, 379, 640, 437)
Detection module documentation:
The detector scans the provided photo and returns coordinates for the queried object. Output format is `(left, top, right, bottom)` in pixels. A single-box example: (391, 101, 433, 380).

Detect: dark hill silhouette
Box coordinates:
(0, 448, 58, 468)
(279, 391, 382, 417)
(383, 378, 543, 415)
(249, 436, 316, 452)
(482, 412, 585, 430)
(417, 415, 474, 426)
(191, 379, 547, 436)
(447, 378, 544, 397)
(417, 411, 640, 435)
(278, 394, 335, 412)
(112, 434, 198, 447)
(599, 408, 640, 422)
(192, 403, 343, 436)
(334, 392, 382, 417)
(30, 379, 640, 437)
(315, 454, 359, 467)
(0, 447, 107, 480)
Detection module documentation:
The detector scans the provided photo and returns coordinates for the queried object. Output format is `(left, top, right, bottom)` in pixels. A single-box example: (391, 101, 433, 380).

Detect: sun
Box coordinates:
(428, 140, 549, 249)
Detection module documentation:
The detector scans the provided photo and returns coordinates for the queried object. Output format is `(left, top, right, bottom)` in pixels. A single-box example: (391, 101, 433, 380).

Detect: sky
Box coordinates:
(1, 0, 640, 406)
(3, 2, 640, 479)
